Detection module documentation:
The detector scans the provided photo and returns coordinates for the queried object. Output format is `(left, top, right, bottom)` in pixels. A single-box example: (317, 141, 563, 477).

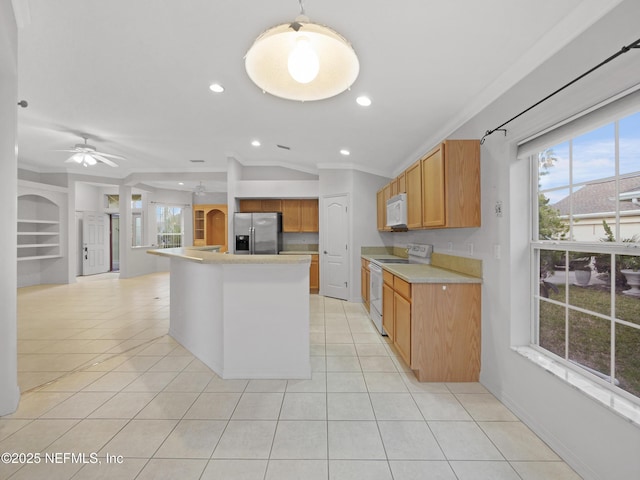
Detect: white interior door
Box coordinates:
(82, 212, 109, 276)
(322, 194, 349, 300)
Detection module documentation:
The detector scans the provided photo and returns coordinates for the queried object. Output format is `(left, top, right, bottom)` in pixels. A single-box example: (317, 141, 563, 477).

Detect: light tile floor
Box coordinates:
(2, 272, 583, 479)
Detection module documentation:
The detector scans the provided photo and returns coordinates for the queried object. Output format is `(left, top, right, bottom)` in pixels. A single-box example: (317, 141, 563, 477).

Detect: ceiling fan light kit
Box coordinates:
(61, 136, 124, 168)
(244, 3, 359, 102)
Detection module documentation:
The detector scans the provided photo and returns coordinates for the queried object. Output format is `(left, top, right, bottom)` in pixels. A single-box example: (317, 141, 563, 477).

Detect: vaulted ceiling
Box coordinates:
(15, 0, 623, 192)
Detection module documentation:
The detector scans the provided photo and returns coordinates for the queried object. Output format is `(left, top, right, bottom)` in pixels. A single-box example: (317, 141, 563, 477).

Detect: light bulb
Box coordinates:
(72, 153, 84, 164)
(288, 36, 319, 84)
(84, 154, 97, 166)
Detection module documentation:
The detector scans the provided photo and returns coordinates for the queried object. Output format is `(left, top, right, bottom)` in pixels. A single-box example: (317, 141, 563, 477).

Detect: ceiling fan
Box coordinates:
(59, 136, 124, 167)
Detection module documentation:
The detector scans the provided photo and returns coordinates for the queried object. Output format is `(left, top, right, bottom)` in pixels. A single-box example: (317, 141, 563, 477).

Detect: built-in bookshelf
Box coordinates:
(17, 195, 62, 261)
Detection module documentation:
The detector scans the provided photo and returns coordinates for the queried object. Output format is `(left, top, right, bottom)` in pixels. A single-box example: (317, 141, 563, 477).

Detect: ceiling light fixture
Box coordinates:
(209, 83, 225, 93)
(194, 182, 206, 196)
(340, 149, 350, 156)
(356, 95, 371, 107)
(244, 0, 359, 102)
(251, 140, 261, 147)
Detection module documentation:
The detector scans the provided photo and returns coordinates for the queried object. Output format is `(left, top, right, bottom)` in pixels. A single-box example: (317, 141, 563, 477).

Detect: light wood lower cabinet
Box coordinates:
(360, 258, 370, 311)
(381, 271, 481, 382)
(394, 292, 411, 366)
(310, 254, 319, 293)
(382, 282, 394, 341)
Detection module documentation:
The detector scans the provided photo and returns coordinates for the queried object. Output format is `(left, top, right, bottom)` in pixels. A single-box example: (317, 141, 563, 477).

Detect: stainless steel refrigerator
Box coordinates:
(233, 212, 283, 254)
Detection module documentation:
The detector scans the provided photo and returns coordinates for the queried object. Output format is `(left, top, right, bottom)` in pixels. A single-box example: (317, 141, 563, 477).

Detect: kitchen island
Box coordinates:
(148, 247, 311, 379)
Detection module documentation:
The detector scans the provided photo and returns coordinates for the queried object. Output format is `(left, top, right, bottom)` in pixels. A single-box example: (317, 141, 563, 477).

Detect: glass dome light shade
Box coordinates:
(245, 21, 359, 101)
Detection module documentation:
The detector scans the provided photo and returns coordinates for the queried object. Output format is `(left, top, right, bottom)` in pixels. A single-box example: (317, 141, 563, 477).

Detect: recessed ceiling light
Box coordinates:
(356, 95, 371, 107)
(251, 140, 261, 147)
(209, 83, 225, 93)
(178, 182, 184, 186)
(340, 149, 350, 156)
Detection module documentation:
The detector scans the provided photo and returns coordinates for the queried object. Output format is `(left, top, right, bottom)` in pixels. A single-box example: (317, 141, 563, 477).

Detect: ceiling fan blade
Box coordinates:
(94, 151, 126, 160)
(55, 149, 82, 153)
(92, 154, 119, 167)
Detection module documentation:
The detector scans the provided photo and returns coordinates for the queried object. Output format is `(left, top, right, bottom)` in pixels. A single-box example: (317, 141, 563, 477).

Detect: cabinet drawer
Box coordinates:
(394, 277, 411, 300)
(383, 270, 394, 286)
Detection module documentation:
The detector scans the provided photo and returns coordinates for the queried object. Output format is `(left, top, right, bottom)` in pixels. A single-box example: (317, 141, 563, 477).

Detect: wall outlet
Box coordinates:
(447, 242, 453, 252)
(495, 200, 503, 217)
(494, 244, 501, 260)
(467, 243, 474, 256)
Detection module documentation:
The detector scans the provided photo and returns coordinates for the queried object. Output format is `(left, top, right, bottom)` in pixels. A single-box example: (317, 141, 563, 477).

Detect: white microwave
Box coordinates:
(386, 193, 407, 229)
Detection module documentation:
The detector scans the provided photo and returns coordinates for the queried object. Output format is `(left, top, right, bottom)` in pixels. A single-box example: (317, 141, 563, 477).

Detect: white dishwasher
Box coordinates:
(368, 262, 385, 335)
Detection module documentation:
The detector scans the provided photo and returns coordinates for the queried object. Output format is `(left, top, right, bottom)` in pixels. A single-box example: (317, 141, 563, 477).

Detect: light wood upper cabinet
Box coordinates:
(238, 199, 263, 212)
(261, 199, 282, 212)
(376, 189, 385, 231)
(421, 140, 480, 229)
(421, 145, 446, 227)
(405, 160, 422, 229)
(282, 199, 301, 232)
(300, 199, 319, 232)
(383, 184, 392, 231)
(375, 139, 480, 232)
(397, 172, 406, 194)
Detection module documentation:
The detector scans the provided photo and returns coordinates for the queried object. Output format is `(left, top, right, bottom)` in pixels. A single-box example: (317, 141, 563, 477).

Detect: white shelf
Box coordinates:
(17, 231, 59, 236)
(18, 219, 60, 224)
(17, 243, 60, 248)
(17, 255, 63, 262)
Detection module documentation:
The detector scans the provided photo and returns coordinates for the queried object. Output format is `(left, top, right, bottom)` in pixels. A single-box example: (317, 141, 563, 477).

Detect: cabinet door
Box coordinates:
(382, 282, 395, 341)
(394, 292, 411, 366)
(310, 254, 320, 293)
(282, 200, 301, 232)
(421, 146, 446, 227)
(261, 199, 282, 212)
(193, 209, 205, 245)
(239, 199, 263, 212)
(405, 160, 422, 229)
(383, 184, 392, 231)
(376, 189, 385, 231)
(397, 172, 406, 194)
(300, 199, 319, 232)
(390, 179, 398, 197)
(361, 266, 368, 303)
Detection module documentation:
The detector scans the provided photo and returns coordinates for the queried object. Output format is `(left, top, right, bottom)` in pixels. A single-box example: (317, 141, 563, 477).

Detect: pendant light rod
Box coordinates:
(480, 36, 640, 145)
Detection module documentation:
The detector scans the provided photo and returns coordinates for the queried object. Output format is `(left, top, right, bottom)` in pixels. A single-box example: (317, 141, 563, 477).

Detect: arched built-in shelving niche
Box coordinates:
(17, 194, 61, 261)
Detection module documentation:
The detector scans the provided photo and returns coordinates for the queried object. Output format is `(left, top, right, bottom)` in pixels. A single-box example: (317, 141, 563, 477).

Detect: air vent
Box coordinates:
(189, 159, 205, 163)
(276, 144, 291, 150)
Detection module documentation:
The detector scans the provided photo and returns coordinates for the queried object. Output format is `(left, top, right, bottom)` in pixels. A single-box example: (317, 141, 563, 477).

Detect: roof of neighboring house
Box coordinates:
(552, 175, 640, 215)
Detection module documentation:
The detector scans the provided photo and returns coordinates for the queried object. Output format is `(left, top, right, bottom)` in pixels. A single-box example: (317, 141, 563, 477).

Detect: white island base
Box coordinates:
(150, 248, 311, 379)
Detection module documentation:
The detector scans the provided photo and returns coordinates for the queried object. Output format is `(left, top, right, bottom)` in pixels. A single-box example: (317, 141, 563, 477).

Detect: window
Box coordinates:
(156, 205, 183, 248)
(531, 109, 640, 401)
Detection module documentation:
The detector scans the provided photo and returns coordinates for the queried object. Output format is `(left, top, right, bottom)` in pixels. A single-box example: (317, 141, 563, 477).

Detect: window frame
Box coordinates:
(529, 112, 640, 404)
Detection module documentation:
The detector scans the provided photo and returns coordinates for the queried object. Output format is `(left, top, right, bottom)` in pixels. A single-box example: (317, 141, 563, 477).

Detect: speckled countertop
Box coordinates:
(148, 247, 310, 264)
(362, 253, 482, 284)
(279, 251, 319, 255)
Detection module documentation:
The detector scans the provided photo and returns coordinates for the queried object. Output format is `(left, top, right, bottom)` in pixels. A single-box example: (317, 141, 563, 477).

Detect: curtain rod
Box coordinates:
(480, 36, 640, 145)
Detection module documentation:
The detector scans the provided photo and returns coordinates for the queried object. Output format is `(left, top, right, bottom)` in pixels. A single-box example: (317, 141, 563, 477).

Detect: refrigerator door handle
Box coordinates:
(250, 226, 255, 254)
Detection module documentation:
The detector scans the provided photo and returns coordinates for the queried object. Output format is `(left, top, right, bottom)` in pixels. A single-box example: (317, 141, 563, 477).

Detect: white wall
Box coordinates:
(0, 0, 20, 415)
(319, 168, 390, 301)
(389, 2, 640, 478)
